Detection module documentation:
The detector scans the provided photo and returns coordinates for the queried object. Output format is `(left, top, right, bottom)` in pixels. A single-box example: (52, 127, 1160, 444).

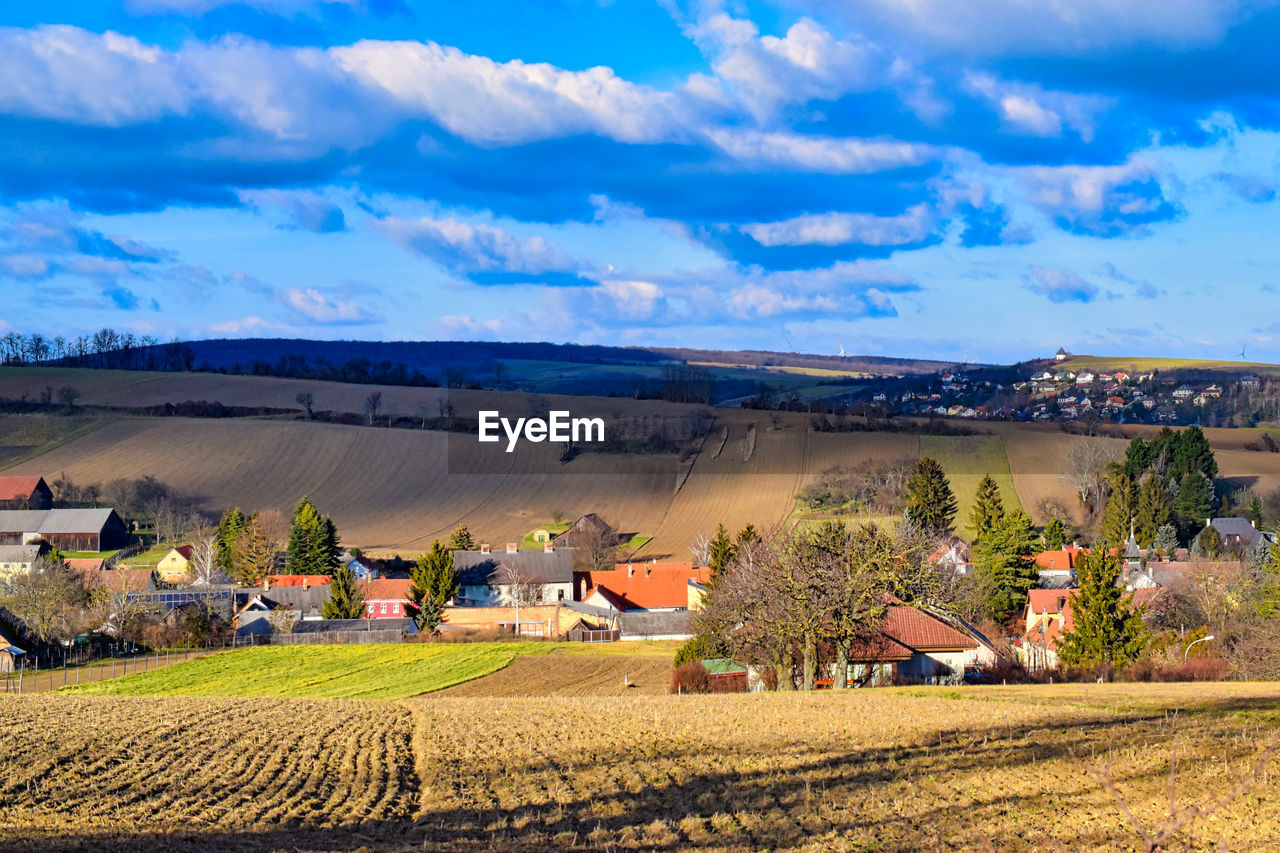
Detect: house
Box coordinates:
(453, 546, 575, 606)
(0, 627, 25, 673)
(360, 578, 412, 619)
(575, 561, 712, 611)
(0, 544, 43, 578)
(930, 537, 973, 576)
(233, 584, 331, 634)
(1241, 375, 1261, 391)
(1054, 347, 1069, 361)
(341, 552, 375, 580)
(0, 476, 53, 510)
(1172, 385, 1195, 400)
(264, 574, 330, 589)
(1113, 371, 1130, 382)
(0, 508, 128, 552)
(553, 513, 617, 549)
(530, 527, 554, 544)
(1019, 587, 1160, 669)
(1205, 517, 1272, 551)
(1075, 372, 1095, 385)
(1034, 547, 1087, 586)
(156, 546, 194, 583)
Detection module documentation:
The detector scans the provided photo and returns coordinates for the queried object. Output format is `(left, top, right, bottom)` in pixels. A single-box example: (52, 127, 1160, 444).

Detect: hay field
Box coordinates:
(5, 683, 1280, 851)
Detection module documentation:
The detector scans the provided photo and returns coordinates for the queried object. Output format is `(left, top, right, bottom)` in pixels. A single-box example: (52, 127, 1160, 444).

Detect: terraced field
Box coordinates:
(5, 683, 1280, 851)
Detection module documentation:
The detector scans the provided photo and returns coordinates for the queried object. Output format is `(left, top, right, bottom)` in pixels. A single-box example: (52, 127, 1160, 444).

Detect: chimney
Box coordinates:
(543, 542, 554, 553)
(645, 565, 651, 577)
(480, 543, 491, 554)
(506, 542, 518, 554)
(264, 575, 272, 591)
(301, 577, 308, 591)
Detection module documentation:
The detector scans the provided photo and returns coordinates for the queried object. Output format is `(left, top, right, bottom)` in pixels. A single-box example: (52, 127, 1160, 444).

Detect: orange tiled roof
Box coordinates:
(359, 579, 412, 601)
(266, 574, 331, 587)
(0, 476, 44, 502)
(1034, 548, 1088, 572)
(577, 562, 712, 610)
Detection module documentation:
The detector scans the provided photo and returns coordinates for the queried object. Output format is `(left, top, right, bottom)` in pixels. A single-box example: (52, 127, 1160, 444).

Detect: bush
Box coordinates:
(1154, 657, 1232, 682)
(669, 661, 711, 694)
(673, 634, 724, 667)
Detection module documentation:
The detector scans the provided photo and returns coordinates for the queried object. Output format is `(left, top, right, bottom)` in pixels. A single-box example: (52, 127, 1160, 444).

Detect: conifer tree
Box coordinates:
(406, 540, 457, 630)
(286, 498, 341, 575)
(1100, 472, 1136, 546)
(215, 507, 246, 574)
(969, 474, 1005, 540)
(974, 510, 1040, 624)
(1174, 471, 1214, 543)
(1042, 516, 1067, 550)
(1152, 524, 1179, 554)
(904, 457, 957, 535)
(322, 564, 366, 619)
(1134, 475, 1172, 548)
(447, 525, 477, 552)
(708, 524, 736, 577)
(1056, 547, 1147, 667)
(233, 512, 275, 587)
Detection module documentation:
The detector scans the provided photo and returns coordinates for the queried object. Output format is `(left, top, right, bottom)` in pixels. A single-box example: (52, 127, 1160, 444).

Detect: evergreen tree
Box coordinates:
(1100, 472, 1136, 546)
(1248, 494, 1265, 528)
(406, 540, 458, 630)
(214, 507, 246, 574)
(447, 525, 477, 552)
(1042, 516, 1067, 550)
(1056, 547, 1147, 667)
(286, 497, 341, 575)
(1134, 475, 1172, 548)
(1152, 524, 1179, 554)
(233, 512, 275, 587)
(735, 524, 760, 547)
(974, 510, 1040, 624)
(904, 457, 957, 535)
(969, 474, 1005, 541)
(708, 524, 736, 576)
(1174, 471, 1214, 543)
(321, 564, 366, 619)
(1195, 524, 1222, 558)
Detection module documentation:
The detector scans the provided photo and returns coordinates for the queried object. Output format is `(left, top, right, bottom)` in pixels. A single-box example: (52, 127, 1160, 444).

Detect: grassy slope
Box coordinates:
(920, 434, 1022, 539)
(65, 641, 684, 700)
(1058, 354, 1280, 375)
(0, 414, 110, 470)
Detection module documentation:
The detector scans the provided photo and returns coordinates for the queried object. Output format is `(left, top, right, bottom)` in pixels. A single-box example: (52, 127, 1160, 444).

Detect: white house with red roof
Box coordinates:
(575, 561, 712, 612)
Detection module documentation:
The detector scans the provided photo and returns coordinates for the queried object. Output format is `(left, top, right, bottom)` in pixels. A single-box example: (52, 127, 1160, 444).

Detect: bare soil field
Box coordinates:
(4, 683, 1280, 851)
(435, 653, 672, 696)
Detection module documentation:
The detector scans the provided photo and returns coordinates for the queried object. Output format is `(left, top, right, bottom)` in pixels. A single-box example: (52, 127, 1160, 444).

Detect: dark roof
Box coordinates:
(0, 508, 123, 535)
(291, 618, 417, 634)
(616, 609, 693, 638)
(1209, 518, 1263, 548)
(454, 549, 574, 585)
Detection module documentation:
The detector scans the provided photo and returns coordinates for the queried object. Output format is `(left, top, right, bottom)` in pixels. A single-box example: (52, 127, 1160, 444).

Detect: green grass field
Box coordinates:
(0, 413, 110, 470)
(63, 641, 685, 700)
(920, 434, 1022, 540)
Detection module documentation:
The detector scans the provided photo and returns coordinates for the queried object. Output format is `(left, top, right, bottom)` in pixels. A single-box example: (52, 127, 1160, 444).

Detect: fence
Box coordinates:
(269, 629, 407, 645)
(568, 627, 620, 643)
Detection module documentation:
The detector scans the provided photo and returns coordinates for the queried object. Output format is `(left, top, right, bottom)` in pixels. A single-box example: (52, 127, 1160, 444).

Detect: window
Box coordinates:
(380, 602, 388, 615)
(558, 589, 565, 601)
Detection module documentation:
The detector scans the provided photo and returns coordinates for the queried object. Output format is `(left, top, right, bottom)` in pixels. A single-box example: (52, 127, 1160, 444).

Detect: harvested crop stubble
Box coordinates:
(4, 685, 1280, 851)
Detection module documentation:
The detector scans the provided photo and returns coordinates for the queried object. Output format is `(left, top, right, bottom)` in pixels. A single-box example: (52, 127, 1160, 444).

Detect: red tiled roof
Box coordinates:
(359, 579, 412, 601)
(1034, 548, 1088, 572)
(0, 476, 44, 502)
(266, 574, 331, 587)
(847, 632, 914, 662)
(881, 603, 978, 651)
(576, 562, 712, 610)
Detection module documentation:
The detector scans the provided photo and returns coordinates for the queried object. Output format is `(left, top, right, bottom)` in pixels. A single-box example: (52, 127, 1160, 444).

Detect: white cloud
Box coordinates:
(239, 189, 346, 232)
(0, 254, 49, 279)
(375, 216, 582, 277)
(439, 314, 503, 336)
(964, 73, 1110, 140)
(1016, 157, 1178, 235)
(332, 40, 683, 146)
(1023, 266, 1100, 303)
(742, 204, 934, 247)
(706, 129, 931, 173)
(597, 279, 665, 318)
(282, 286, 381, 323)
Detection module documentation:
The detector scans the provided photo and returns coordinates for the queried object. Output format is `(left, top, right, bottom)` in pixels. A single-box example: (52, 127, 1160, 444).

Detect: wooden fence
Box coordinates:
(568, 627, 620, 643)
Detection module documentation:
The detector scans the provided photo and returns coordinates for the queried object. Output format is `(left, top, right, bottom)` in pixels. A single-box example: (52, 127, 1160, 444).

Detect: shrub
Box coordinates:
(672, 634, 724, 667)
(669, 661, 711, 694)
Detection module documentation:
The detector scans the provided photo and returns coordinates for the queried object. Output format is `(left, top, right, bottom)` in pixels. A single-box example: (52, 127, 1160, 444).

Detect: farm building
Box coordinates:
(0, 476, 52, 510)
(156, 546, 194, 583)
(360, 579, 411, 619)
(1204, 517, 1273, 551)
(233, 585, 333, 636)
(615, 609, 695, 641)
(454, 546, 574, 606)
(0, 508, 127, 552)
(575, 561, 711, 611)
(264, 574, 330, 589)
(553, 513, 616, 548)
(0, 628, 25, 673)
(0, 544, 43, 578)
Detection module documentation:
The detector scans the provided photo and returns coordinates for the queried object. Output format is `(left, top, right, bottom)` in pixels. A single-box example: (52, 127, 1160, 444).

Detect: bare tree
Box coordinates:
(363, 391, 382, 426)
(295, 391, 315, 420)
(1, 555, 85, 644)
(266, 608, 299, 635)
(58, 386, 80, 410)
(497, 562, 543, 636)
(1063, 439, 1118, 516)
(690, 532, 712, 566)
(185, 535, 220, 587)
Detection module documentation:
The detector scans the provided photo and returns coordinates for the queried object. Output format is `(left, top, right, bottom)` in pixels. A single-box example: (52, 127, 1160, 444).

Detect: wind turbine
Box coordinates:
(838, 343, 847, 358)
(1238, 342, 1249, 361)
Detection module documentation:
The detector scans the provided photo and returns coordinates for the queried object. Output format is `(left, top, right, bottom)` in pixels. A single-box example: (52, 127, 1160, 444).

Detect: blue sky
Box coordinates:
(2, 0, 1280, 363)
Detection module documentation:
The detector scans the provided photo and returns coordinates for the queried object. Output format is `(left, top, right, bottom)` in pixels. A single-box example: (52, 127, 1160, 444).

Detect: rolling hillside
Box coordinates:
(3, 367, 1280, 555)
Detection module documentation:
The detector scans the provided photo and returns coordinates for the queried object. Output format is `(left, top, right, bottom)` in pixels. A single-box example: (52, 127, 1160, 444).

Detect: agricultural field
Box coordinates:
(4, 682, 1280, 851)
(1058, 354, 1280, 377)
(5, 367, 1280, 556)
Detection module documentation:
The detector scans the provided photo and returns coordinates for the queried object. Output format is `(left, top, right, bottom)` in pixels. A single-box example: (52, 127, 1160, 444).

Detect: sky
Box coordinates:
(1, 1, 1280, 363)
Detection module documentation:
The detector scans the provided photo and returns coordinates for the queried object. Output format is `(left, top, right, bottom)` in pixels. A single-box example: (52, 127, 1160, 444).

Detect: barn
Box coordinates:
(0, 476, 53, 511)
(0, 508, 128, 552)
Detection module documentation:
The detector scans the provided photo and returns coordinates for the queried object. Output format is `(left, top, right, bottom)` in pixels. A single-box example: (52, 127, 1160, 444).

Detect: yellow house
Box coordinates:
(156, 545, 194, 583)
(531, 528, 553, 544)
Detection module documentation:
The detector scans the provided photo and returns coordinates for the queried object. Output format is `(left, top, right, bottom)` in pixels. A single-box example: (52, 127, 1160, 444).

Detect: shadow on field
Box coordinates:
(12, 697, 1280, 853)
